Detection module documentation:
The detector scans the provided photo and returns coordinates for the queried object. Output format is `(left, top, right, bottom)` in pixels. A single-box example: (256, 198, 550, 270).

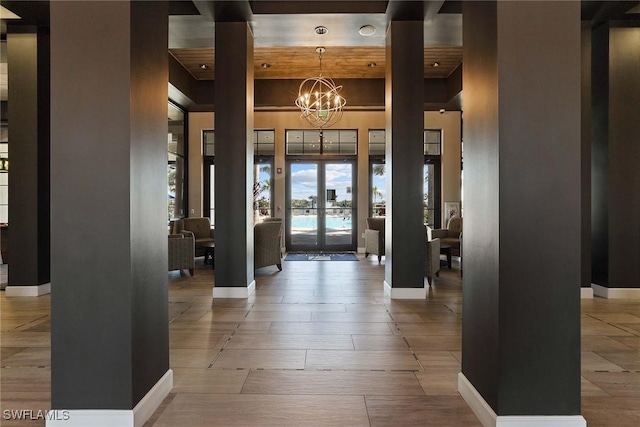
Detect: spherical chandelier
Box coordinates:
(295, 47, 346, 129)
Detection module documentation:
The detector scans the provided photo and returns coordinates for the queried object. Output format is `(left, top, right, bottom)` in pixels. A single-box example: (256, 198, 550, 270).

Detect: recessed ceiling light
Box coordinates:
(314, 26, 328, 35)
(261, 63, 271, 69)
(359, 25, 376, 36)
(367, 62, 377, 68)
(432, 62, 440, 67)
(199, 64, 208, 70)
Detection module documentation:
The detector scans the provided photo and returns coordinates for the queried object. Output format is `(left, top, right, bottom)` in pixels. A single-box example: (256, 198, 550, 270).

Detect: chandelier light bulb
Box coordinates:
(294, 47, 346, 129)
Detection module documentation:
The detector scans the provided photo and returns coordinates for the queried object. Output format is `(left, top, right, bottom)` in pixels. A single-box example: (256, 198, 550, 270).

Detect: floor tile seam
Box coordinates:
(208, 306, 254, 368)
(590, 351, 634, 372)
(580, 375, 614, 397)
(609, 324, 640, 337)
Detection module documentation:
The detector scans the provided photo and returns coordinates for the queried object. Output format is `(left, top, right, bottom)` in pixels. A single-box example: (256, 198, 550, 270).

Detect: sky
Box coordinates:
(291, 163, 353, 205)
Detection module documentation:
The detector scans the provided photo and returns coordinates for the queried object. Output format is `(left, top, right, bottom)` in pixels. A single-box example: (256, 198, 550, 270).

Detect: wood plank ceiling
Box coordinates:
(170, 46, 462, 80)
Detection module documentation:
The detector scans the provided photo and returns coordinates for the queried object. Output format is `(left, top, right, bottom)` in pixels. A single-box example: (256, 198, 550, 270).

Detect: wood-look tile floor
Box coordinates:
(1, 261, 639, 426)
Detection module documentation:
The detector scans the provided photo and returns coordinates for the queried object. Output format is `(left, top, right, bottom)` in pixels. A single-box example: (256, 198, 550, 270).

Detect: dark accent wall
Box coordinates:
(605, 25, 640, 288)
(7, 24, 50, 286)
(384, 20, 425, 289)
(169, 53, 198, 106)
(50, 0, 169, 409)
(463, 0, 582, 415)
(168, 73, 461, 111)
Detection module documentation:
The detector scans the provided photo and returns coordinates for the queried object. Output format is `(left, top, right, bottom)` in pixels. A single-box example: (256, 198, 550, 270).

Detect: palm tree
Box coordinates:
(372, 186, 382, 203)
(372, 164, 385, 176)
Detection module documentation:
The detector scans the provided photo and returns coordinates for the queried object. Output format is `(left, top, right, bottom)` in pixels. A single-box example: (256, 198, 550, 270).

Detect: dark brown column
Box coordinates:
(49, 1, 171, 421)
(213, 21, 255, 297)
(6, 24, 50, 294)
(461, 1, 584, 423)
(591, 22, 640, 297)
(383, 20, 426, 298)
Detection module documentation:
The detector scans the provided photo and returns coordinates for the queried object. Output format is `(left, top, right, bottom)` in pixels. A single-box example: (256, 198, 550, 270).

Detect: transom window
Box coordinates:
(286, 129, 357, 155)
(203, 129, 275, 156)
(367, 129, 442, 226)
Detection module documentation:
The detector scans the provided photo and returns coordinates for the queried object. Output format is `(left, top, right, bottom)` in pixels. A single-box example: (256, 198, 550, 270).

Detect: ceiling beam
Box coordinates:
(211, 0, 252, 21)
(583, 1, 640, 27)
(386, 0, 425, 20)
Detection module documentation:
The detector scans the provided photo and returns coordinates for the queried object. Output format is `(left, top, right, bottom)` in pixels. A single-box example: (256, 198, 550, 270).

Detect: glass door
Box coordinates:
(286, 161, 356, 252)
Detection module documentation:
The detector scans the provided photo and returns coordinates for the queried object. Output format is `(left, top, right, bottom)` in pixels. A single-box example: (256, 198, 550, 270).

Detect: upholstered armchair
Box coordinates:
(425, 227, 441, 286)
(254, 218, 283, 271)
(172, 217, 215, 257)
(364, 217, 385, 263)
(168, 232, 195, 276)
(430, 216, 462, 257)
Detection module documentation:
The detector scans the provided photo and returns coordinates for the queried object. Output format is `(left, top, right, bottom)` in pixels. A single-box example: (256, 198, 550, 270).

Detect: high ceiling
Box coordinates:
(168, 2, 464, 81)
(171, 46, 463, 80)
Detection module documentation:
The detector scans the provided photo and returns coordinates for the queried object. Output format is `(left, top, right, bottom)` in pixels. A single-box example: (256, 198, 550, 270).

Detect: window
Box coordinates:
(254, 129, 275, 220)
(367, 129, 441, 226)
(368, 130, 386, 217)
(203, 130, 275, 224)
(423, 129, 442, 227)
(168, 103, 186, 221)
(286, 129, 357, 155)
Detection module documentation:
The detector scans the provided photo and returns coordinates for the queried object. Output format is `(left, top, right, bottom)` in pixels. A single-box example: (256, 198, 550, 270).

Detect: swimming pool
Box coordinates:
(291, 215, 351, 229)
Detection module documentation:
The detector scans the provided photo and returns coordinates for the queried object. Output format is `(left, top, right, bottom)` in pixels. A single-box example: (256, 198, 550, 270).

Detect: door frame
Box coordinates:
(285, 157, 357, 252)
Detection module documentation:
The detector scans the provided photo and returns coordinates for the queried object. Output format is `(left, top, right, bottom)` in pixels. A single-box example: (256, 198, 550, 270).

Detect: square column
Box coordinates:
(49, 2, 171, 425)
(384, 20, 426, 299)
(591, 23, 640, 299)
(213, 22, 255, 298)
(6, 24, 50, 296)
(460, 1, 585, 425)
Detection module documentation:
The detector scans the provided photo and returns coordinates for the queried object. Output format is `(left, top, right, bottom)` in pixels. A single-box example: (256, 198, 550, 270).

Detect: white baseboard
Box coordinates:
(132, 369, 173, 427)
(212, 280, 256, 298)
(47, 369, 173, 427)
(5, 283, 51, 297)
(580, 287, 593, 299)
(592, 284, 640, 299)
(458, 373, 586, 427)
(356, 247, 365, 254)
(383, 280, 426, 299)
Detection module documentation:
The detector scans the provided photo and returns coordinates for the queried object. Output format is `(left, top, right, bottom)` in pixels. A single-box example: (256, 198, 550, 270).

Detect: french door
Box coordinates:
(286, 160, 357, 252)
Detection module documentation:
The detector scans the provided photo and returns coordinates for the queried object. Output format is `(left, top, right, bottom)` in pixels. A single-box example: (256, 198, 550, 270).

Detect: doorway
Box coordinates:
(286, 160, 357, 252)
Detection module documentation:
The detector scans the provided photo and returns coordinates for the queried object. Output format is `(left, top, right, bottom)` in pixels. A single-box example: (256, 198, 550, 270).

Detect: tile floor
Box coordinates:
(0, 259, 639, 426)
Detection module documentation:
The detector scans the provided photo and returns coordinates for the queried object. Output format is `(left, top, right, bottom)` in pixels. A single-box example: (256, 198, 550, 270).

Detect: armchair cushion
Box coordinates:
(255, 218, 283, 271)
(364, 217, 385, 263)
(168, 233, 195, 275)
(430, 216, 462, 256)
